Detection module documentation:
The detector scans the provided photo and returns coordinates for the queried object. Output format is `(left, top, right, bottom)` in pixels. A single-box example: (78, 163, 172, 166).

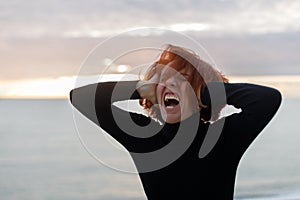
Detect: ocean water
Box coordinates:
(0, 98, 299, 200)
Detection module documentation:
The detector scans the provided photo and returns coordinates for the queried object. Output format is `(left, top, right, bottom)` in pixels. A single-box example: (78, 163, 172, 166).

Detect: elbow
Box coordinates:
(69, 85, 92, 110)
(271, 88, 282, 109)
(263, 87, 282, 116)
(69, 88, 81, 110)
(69, 89, 74, 104)
(68, 84, 100, 125)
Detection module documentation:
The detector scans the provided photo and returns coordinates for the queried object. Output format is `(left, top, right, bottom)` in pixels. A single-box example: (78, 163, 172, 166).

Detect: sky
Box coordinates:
(1, 0, 300, 98)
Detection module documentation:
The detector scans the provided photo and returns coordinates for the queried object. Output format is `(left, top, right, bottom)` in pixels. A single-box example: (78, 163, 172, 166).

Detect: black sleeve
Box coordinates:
(201, 82, 282, 158)
(70, 81, 160, 150)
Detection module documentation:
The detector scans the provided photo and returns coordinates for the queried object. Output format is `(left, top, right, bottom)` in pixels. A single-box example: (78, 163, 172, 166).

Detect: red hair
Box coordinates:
(140, 44, 228, 122)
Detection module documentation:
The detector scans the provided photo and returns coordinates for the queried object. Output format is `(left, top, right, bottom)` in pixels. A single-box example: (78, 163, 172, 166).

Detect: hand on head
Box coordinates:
(136, 73, 160, 105)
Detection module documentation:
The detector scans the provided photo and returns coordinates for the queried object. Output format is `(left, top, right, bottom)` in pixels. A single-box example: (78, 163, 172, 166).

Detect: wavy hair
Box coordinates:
(139, 44, 229, 122)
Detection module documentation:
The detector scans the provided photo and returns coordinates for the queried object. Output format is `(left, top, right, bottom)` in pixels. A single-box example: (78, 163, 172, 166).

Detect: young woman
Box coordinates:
(70, 44, 282, 199)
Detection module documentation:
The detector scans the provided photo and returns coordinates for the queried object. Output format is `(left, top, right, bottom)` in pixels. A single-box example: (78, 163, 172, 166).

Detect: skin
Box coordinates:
(156, 65, 200, 123)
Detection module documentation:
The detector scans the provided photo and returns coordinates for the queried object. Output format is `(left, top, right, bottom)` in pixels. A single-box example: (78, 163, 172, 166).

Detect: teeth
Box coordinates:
(164, 94, 179, 102)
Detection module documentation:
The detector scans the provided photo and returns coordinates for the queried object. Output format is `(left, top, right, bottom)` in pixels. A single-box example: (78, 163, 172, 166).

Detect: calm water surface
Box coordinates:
(0, 98, 299, 200)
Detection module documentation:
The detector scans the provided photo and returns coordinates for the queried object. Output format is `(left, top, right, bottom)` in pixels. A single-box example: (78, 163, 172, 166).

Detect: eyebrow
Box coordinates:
(181, 73, 192, 78)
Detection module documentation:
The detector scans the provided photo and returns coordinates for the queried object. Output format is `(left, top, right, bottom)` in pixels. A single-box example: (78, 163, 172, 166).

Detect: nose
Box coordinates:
(163, 75, 177, 87)
(159, 66, 178, 88)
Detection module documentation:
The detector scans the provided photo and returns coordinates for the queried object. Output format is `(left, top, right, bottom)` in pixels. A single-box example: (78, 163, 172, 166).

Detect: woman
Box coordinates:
(70, 44, 282, 199)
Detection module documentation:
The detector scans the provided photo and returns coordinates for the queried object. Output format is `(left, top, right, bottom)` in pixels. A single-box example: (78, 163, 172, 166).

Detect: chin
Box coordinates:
(163, 114, 181, 124)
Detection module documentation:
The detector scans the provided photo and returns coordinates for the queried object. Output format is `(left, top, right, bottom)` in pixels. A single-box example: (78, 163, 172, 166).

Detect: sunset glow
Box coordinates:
(1, 75, 299, 99)
(0, 77, 75, 99)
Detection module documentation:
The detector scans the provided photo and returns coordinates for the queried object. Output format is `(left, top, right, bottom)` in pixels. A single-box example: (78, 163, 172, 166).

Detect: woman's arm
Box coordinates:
(70, 81, 157, 150)
(201, 82, 282, 158)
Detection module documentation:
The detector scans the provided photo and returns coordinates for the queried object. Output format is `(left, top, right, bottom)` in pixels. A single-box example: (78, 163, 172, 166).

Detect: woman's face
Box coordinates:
(156, 65, 200, 123)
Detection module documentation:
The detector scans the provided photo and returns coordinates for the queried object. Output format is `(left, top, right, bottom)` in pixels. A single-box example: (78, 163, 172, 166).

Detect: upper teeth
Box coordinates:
(164, 94, 179, 102)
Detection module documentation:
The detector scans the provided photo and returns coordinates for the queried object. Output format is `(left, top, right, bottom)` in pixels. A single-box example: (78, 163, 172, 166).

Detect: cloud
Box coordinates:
(217, 0, 300, 34)
(1, 0, 299, 82)
(1, 32, 300, 81)
(1, 0, 300, 38)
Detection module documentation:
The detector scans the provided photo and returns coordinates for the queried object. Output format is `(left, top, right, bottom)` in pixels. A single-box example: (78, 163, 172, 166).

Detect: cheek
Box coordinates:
(156, 85, 163, 102)
(182, 83, 197, 103)
(182, 82, 193, 95)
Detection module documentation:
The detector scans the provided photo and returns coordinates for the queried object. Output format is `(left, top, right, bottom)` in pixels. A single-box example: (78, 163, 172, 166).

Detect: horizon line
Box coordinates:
(1, 74, 299, 99)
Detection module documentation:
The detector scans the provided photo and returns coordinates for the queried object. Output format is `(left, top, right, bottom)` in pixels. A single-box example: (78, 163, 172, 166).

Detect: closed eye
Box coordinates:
(177, 73, 191, 81)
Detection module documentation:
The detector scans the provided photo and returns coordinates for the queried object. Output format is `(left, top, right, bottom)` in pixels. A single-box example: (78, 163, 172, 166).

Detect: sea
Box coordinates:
(0, 98, 299, 200)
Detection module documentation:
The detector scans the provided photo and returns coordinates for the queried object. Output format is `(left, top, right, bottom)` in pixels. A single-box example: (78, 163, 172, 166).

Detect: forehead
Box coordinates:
(163, 61, 194, 75)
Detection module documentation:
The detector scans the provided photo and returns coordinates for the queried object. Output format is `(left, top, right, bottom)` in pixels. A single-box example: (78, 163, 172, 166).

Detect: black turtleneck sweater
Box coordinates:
(70, 81, 281, 200)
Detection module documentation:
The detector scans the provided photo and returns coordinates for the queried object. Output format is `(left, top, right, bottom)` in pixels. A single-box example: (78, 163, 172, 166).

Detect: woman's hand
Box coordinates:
(136, 74, 159, 105)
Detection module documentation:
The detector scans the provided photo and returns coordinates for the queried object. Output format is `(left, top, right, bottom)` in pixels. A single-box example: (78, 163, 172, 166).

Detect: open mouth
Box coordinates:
(164, 93, 180, 108)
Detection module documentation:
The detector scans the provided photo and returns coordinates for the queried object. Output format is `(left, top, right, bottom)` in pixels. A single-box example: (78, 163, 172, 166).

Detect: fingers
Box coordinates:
(148, 73, 160, 85)
(136, 80, 158, 105)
